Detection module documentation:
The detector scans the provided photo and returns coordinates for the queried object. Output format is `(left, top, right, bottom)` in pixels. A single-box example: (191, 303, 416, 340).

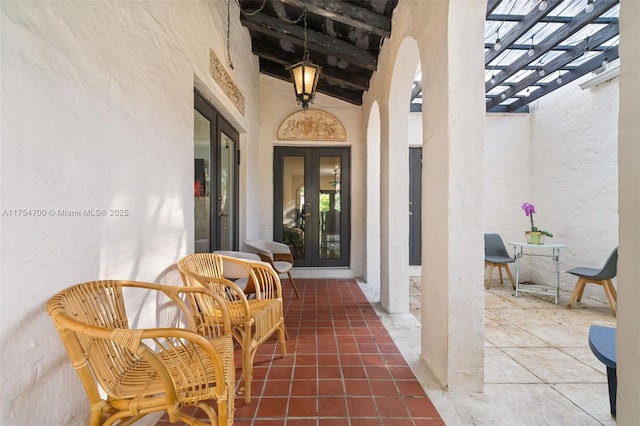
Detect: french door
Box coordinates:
(274, 147, 351, 267)
(193, 90, 239, 253)
(409, 147, 422, 265)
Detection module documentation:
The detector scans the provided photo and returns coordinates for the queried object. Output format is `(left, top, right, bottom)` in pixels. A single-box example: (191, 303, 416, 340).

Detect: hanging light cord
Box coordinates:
(236, 0, 267, 16)
(227, 0, 234, 69)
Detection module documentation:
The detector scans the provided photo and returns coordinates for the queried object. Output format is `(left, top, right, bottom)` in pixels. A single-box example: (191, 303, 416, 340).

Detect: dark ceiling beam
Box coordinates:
(485, 42, 608, 51)
(485, 0, 564, 65)
(486, 22, 619, 110)
(498, 46, 619, 112)
(250, 43, 370, 91)
(488, 64, 578, 71)
(485, 64, 580, 70)
(486, 0, 502, 17)
(280, 0, 391, 38)
(485, 0, 619, 91)
(241, 12, 378, 71)
(487, 14, 618, 24)
(486, 104, 529, 113)
(259, 59, 363, 105)
(410, 81, 422, 102)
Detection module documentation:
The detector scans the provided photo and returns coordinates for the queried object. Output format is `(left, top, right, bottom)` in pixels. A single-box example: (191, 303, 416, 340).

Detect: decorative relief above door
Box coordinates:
(277, 110, 346, 141)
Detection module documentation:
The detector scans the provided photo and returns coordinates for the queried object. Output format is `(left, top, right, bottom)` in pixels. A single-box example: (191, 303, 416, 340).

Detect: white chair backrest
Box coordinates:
(213, 251, 262, 279)
(244, 240, 291, 258)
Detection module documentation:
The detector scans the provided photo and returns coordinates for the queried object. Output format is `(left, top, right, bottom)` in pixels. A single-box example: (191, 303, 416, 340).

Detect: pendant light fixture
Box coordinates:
(585, 0, 595, 13)
(539, 0, 548, 11)
(494, 29, 501, 51)
(289, 7, 321, 110)
(528, 36, 535, 57)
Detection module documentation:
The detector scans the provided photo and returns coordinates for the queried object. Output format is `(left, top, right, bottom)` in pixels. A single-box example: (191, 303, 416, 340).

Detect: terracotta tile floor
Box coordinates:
(157, 279, 444, 425)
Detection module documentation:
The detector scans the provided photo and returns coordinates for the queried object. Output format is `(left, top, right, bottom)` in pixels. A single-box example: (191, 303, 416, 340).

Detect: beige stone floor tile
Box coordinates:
(552, 383, 617, 426)
(485, 348, 542, 384)
(501, 347, 607, 384)
(485, 323, 551, 348)
(426, 383, 606, 426)
(362, 278, 618, 425)
(561, 347, 608, 373)
(520, 322, 593, 348)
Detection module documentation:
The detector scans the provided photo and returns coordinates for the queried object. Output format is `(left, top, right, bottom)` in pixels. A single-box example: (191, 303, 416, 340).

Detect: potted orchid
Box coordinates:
(521, 202, 553, 244)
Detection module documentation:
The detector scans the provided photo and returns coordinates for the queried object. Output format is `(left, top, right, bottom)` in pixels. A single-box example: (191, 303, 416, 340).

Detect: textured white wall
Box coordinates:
(0, 1, 258, 423)
(364, 0, 487, 391)
(256, 75, 366, 277)
(529, 77, 619, 297)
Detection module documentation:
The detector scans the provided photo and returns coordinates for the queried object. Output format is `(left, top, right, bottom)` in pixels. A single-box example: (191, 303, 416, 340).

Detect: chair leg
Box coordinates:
(278, 322, 288, 355)
(485, 263, 495, 289)
(287, 271, 301, 299)
(568, 277, 587, 307)
(606, 279, 618, 300)
(242, 346, 254, 404)
(503, 265, 515, 289)
(602, 279, 617, 317)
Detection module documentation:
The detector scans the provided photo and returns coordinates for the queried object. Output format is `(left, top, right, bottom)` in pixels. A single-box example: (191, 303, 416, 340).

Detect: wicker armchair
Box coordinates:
(46, 280, 235, 426)
(178, 253, 287, 404)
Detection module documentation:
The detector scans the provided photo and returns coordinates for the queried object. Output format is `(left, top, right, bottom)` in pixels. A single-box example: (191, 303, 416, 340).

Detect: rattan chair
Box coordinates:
(243, 239, 300, 298)
(46, 280, 235, 426)
(213, 250, 263, 296)
(178, 253, 287, 404)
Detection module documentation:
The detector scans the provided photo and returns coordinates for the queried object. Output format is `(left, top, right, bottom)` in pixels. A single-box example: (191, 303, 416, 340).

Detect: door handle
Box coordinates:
(218, 212, 228, 217)
(304, 213, 311, 217)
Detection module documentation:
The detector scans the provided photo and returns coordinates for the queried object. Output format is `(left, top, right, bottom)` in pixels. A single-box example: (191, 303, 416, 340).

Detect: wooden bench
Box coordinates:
(588, 325, 617, 417)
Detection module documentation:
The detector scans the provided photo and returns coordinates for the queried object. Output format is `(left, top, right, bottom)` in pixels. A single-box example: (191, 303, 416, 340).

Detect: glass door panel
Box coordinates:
(194, 91, 239, 253)
(274, 147, 350, 267)
(281, 156, 305, 260)
(219, 132, 235, 250)
(319, 157, 341, 259)
(194, 109, 211, 253)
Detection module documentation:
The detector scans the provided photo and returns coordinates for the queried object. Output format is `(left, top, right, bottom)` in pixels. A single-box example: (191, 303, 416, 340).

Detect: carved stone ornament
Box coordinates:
(277, 110, 347, 141)
(209, 49, 245, 115)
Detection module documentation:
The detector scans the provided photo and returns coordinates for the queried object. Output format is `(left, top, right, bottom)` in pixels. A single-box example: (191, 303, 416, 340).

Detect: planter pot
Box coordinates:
(525, 231, 545, 245)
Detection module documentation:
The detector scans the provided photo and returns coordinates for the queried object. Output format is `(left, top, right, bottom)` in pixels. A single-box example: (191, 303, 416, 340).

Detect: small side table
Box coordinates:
(589, 325, 617, 417)
(509, 242, 567, 304)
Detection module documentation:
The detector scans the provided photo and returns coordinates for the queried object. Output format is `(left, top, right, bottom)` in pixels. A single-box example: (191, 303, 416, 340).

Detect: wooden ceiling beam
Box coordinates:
(485, 0, 564, 65)
(486, 22, 619, 110)
(280, 0, 391, 37)
(241, 12, 378, 71)
(486, 0, 619, 90)
(250, 43, 370, 91)
(498, 46, 618, 112)
(260, 59, 363, 105)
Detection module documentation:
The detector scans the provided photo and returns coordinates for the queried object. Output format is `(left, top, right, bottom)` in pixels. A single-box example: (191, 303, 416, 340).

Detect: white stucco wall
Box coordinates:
(530, 75, 619, 295)
(364, 0, 487, 391)
(256, 75, 366, 277)
(1, 1, 259, 423)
